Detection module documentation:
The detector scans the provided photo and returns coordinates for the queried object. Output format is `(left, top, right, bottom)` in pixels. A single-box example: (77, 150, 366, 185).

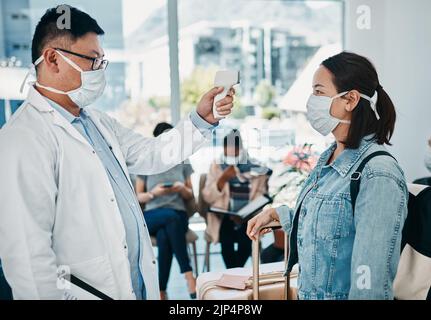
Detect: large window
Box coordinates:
(176, 0, 344, 170)
(1, 0, 343, 150)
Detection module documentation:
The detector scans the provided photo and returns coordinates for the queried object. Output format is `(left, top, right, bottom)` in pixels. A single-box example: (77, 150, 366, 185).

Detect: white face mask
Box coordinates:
(225, 156, 240, 166)
(32, 50, 106, 108)
(306, 91, 380, 136)
(224, 151, 245, 166)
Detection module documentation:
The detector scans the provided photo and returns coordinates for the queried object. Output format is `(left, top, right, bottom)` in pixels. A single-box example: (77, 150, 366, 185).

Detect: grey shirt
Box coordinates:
(141, 162, 194, 212)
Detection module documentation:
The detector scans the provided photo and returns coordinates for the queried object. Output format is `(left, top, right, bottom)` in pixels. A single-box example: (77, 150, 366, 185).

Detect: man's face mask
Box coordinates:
(28, 50, 106, 108)
(306, 91, 380, 136)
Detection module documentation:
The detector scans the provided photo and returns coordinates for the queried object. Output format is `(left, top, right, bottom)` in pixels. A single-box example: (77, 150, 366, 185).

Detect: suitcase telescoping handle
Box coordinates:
(252, 221, 290, 300)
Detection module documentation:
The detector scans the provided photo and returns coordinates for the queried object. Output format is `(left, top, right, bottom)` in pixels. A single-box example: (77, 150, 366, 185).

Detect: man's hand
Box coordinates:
(197, 87, 235, 124)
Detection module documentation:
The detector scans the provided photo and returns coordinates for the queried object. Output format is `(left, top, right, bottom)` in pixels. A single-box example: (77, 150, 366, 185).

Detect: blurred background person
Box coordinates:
(0, 261, 12, 300)
(135, 122, 196, 300)
(414, 137, 431, 185)
(203, 130, 272, 268)
(425, 137, 431, 173)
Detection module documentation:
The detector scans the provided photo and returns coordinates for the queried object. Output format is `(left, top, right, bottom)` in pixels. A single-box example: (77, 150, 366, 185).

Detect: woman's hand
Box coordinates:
(217, 165, 237, 191)
(170, 181, 185, 193)
(151, 184, 171, 197)
(222, 165, 237, 180)
(246, 208, 280, 241)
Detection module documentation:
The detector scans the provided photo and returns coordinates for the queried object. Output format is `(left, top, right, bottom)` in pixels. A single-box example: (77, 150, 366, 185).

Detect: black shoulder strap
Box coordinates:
(350, 151, 396, 216)
(70, 275, 114, 300)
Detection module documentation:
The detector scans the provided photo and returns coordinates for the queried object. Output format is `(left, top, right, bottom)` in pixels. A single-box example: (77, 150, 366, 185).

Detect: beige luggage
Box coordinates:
(197, 221, 298, 300)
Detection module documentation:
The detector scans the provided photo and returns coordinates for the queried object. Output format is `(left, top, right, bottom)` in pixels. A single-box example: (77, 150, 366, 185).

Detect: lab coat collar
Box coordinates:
(26, 85, 91, 148)
(26, 84, 54, 113)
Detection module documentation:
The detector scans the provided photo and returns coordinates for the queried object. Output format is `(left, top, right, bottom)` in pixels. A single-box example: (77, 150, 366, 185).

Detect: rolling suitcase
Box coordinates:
(197, 221, 298, 300)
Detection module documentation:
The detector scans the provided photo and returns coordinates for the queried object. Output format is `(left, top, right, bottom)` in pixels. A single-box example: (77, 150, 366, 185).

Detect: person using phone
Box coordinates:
(247, 52, 408, 300)
(135, 122, 196, 300)
(425, 138, 431, 173)
(202, 130, 271, 268)
(413, 138, 431, 186)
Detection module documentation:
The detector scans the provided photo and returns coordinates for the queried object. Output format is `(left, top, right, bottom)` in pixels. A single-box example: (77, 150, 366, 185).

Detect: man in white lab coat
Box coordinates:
(0, 6, 234, 300)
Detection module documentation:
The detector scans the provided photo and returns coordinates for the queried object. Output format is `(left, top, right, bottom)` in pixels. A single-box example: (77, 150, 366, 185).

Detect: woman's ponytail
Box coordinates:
(375, 84, 396, 145)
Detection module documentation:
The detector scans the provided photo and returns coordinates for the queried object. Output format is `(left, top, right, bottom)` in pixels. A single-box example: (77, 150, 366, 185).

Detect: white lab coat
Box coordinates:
(0, 86, 211, 300)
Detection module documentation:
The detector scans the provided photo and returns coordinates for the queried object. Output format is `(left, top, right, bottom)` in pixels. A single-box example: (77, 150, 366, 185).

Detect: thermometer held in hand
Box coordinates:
(213, 70, 240, 120)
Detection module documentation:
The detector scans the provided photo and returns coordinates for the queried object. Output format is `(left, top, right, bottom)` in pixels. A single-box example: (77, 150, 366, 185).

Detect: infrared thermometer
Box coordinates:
(213, 70, 240, 120)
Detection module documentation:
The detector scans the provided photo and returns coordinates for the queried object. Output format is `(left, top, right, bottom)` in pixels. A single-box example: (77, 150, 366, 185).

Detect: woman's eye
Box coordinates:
(315, 90, 324, 95)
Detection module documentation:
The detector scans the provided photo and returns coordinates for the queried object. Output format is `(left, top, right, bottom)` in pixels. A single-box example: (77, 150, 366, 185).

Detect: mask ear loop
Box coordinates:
(20, 55, 44, 93)
(360, 92, 381, 120)
(55, 50, 84, 73)
(330, 91, 351, 124)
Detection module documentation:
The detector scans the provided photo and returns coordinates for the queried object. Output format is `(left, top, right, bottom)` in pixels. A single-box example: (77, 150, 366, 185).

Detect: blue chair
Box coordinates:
(0, 100, 6, 128)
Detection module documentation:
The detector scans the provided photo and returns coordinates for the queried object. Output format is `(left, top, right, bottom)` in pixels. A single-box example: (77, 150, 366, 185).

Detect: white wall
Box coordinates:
(345, 0, 431, 182)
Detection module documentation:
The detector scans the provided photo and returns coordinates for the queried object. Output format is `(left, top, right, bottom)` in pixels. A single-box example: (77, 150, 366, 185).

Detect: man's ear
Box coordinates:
(344, 90, 361, 112)
(43, 48, 60, 73)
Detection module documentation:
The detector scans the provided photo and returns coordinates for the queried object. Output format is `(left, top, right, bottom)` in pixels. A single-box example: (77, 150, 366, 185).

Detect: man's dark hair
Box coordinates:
(31, 5, 104, 64)
(153, 122, 173, 137)
(322, 51, 396, 149)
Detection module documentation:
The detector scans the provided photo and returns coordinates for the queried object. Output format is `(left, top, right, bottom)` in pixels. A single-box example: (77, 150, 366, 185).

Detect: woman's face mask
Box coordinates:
(306, 92, 351, 136)
(33, 50, 106, 108)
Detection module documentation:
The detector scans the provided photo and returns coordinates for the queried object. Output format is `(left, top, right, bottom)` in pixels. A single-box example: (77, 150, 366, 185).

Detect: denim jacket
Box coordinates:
(277, 136, 408, 300)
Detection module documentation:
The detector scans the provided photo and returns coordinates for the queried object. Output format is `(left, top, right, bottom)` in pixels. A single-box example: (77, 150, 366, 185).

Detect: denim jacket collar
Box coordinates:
(318, 135, 377, 178)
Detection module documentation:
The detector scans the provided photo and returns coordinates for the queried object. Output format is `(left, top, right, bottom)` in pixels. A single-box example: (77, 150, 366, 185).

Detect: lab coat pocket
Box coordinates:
(69, 255, 117, 299)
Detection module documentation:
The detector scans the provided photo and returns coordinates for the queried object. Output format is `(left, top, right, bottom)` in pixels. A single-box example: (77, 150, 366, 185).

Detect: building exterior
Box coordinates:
(0, 0, 127, 126)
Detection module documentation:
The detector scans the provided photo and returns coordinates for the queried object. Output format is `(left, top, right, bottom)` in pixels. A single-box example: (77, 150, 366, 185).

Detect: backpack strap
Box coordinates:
(350, 151, 396, 216)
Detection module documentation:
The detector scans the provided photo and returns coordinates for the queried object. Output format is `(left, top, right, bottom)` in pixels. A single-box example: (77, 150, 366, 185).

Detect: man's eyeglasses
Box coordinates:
(54, 48, 109, 71)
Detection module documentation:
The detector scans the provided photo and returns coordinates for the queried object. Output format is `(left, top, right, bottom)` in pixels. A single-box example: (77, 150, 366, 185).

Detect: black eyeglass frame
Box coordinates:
(54, 47, 109, 71)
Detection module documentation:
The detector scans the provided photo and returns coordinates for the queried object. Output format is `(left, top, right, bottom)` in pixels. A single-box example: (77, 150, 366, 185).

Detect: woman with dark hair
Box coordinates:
(135, 122, 196, 300)
(247, 52, 408, 300)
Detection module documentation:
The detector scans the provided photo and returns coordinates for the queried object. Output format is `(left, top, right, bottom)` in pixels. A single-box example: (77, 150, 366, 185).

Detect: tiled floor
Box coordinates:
(155, 216, 274, 300)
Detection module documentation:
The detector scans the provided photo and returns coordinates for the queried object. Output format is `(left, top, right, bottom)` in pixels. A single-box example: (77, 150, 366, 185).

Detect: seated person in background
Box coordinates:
(425, 137, 431, 172)
(0, 261, 12, 300)
(203, 130, 271, 268)
(261, 229, 285, 264)
(414, 137, 431, 185)
(135, 122, 196, 300)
